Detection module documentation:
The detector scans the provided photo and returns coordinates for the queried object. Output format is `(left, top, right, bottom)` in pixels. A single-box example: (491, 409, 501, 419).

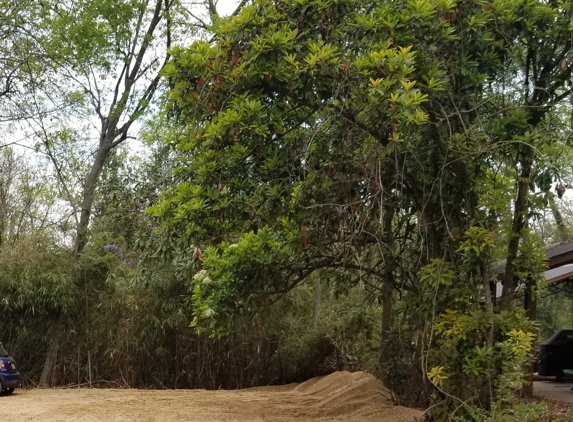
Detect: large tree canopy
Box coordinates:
(154, 0, 457, 323)
(154, 0, 571, 321)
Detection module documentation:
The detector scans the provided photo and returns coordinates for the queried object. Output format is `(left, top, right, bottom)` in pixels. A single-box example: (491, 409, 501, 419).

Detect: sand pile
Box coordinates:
(272, 371, 422, 421)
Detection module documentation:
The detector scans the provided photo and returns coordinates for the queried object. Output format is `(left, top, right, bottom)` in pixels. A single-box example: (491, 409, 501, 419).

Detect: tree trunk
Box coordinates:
(381, 206, 395, 342)
(74, 139, 112, 255)
(500, 149, 533, 310)
(381, 275, 393, 341)
(39, 339, 58, 387)
(311, 278, 321, 330)
(482, 267, 495, 348)
(549, 194, 569, 242)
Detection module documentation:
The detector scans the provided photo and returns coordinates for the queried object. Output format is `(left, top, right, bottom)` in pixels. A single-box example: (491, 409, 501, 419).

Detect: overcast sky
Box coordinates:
(217, 0, 242, 16)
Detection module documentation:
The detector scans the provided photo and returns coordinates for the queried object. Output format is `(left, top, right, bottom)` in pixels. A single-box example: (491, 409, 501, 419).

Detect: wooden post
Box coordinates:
(523, 290, 537, 398)
(88, 350, 93, 388)
(78, 348, 80, 387)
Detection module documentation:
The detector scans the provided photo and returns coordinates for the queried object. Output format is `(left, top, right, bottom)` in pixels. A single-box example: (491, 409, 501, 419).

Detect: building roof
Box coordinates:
(494, 241, 573, 274)
(495, 264, 573, 299)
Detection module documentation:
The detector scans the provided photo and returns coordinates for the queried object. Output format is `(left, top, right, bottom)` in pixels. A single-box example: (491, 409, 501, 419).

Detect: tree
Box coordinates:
(22, 0, 252, 256)
(151, 0, 573, 416)
(0, 0, 37, 106)
(29, 0, 176, 254)
(0, 147, 59, 244)
(153, 0, 441, 326)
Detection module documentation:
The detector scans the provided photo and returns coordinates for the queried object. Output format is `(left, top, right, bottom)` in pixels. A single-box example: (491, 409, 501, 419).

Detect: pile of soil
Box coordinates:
(253, 371, 422, 421)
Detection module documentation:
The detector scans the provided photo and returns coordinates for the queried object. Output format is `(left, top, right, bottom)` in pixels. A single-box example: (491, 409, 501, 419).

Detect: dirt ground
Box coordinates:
(0, 371, 422, 422)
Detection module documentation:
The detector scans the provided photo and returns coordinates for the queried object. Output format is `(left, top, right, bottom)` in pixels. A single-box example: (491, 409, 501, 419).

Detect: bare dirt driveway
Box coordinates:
(1, 372, 421, 422)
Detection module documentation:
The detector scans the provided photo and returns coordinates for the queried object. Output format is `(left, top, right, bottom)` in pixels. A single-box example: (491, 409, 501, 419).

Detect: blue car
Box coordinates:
(0, 343, 20, 395)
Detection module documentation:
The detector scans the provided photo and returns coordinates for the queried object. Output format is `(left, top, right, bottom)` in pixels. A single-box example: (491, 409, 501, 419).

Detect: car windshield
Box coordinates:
(0, 344, 8, 357)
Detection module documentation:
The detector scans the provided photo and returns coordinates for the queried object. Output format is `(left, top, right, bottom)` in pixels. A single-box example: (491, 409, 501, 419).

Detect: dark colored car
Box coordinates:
(538, 329, 573, 379)
(0, 343, 20, 395)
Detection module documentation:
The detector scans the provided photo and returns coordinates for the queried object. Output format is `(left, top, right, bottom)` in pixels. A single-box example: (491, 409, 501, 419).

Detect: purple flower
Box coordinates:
(103, 244, 128, 261)
(103, 244, 119, 253)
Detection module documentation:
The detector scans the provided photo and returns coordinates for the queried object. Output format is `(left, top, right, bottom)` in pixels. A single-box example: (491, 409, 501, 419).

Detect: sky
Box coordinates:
(216, 0, 243, 16)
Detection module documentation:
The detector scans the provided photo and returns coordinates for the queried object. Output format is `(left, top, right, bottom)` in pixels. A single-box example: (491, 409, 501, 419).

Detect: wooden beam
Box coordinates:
(548, 250, 573, 268)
